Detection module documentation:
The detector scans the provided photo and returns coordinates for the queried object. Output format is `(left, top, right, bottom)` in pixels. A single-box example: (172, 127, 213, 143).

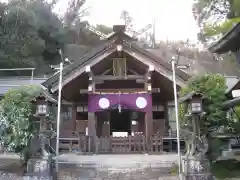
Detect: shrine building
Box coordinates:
(43, 25, 190, 153)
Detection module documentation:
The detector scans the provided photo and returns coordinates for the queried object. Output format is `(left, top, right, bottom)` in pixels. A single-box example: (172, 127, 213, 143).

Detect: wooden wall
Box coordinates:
(59, 103, 172, 138)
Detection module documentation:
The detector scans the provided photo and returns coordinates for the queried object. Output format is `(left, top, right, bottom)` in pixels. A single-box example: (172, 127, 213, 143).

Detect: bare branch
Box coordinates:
(63, 0, 87, 27)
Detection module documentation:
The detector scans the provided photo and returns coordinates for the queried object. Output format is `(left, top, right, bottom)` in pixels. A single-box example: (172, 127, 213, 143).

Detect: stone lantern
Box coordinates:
(31, 92, 57, 131)
(24, 91, 57, 179)
(179, 91, 203, 114)
(179, 92, 212, 179)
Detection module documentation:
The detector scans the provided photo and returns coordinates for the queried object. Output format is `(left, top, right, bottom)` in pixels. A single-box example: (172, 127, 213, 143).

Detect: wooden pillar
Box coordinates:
(86, 65, 97, 152)
(88, 112, 96, 152)
(96, 113, 104, 137)
(164, 102, 169, 136)
(145, 111, 153, 141)
(86, 65, 96, 137)
(144, 65, 153, 146)
(88, 112, 96, 136)
(72, 104, 77, 133)
(105, 112, 111, 137)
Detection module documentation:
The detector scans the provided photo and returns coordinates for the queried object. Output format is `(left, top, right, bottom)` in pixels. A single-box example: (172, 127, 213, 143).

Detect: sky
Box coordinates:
(0, 0, 199, 42)
(54, 0, 199, 42)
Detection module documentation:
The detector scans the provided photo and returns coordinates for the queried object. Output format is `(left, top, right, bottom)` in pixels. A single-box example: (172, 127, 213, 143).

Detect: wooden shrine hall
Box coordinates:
(43, 25, 189, 153)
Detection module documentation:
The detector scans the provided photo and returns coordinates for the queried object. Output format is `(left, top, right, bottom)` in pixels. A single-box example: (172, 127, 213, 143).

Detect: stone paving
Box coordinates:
(0, 154, 179, 180)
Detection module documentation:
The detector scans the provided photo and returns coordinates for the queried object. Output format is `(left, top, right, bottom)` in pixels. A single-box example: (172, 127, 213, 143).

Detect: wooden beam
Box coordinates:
(144, 66, 152, 92)
(100, 68, 112, 75)
(93, 75, 144, 81)
(79, 88, 160, 94)
(87, 68, 95, 93)
(128, 68, 140, 75)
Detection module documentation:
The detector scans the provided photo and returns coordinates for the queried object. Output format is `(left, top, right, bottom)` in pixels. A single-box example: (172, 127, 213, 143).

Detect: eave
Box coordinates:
(209, 23, 240, 53)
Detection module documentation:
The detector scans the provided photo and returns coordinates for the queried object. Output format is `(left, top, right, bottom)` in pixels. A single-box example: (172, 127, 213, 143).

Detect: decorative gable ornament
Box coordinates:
(98, 97, 110, 109)
(136, 97, 147, 109)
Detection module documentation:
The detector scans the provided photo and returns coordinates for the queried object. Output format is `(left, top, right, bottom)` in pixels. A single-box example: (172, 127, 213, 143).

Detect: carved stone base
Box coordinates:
(181, 156, 214, 180)
(24, 158, 53, 180)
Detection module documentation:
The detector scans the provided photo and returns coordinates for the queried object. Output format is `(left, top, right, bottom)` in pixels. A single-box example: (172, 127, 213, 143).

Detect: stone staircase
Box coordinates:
(0, 154, 179, 180)
(57, 163, 178, 180)
(55, 154, 178, 180)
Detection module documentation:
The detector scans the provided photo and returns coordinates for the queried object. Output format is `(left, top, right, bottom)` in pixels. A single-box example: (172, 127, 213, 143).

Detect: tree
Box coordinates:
(63, 0, 88, 27)
(180, 73, 228, 133)
(193, 0, 240, 42)
(95, 24, 113, 35)
(0, 0, 105, 76)
(179, 73, 240, 172)
(0, 85, 43, 157)
(0, 0, 66, 75)
(120, 10, 134, 29)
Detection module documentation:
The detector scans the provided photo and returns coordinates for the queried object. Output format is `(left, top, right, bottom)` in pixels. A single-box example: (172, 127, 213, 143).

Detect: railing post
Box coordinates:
(88, 136, 91, 153)
(95, 136, 98, 154)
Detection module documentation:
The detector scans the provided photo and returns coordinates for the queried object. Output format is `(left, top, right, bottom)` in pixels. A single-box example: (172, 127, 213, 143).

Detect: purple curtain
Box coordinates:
(88, 93, 152, 112)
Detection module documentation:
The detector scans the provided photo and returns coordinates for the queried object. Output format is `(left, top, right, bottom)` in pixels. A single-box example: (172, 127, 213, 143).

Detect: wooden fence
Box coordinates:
(58, 134, 165, 154)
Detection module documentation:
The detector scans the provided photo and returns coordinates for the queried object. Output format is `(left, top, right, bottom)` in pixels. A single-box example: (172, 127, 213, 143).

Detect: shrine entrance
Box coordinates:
(110, 109, 131, 136)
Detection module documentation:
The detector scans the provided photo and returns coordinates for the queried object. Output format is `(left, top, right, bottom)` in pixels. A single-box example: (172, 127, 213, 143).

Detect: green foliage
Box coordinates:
(180, 73, 227, 132)
(0, 0, 65, 75)
(203, 18, 240, 40)
(208, 137, 227, 162)
(0, 85, 43, 155)
(194, 0, 240, 42)
(0, 0, 111, 76)
(212, 160, 240, 179)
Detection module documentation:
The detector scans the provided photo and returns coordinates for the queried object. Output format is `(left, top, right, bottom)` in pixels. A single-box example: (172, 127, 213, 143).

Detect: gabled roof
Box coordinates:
(124, 42, 190, 81)
(43, 29, 190, 91)
(209, 23, 240, 53)
(43, 39, 116, 88)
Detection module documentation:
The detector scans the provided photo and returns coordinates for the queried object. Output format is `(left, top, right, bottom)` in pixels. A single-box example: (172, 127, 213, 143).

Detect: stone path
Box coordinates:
(0, 153, 179, 180)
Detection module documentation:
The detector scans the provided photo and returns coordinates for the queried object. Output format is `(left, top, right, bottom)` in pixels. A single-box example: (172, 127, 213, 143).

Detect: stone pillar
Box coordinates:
(72, 104, 77, 133)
